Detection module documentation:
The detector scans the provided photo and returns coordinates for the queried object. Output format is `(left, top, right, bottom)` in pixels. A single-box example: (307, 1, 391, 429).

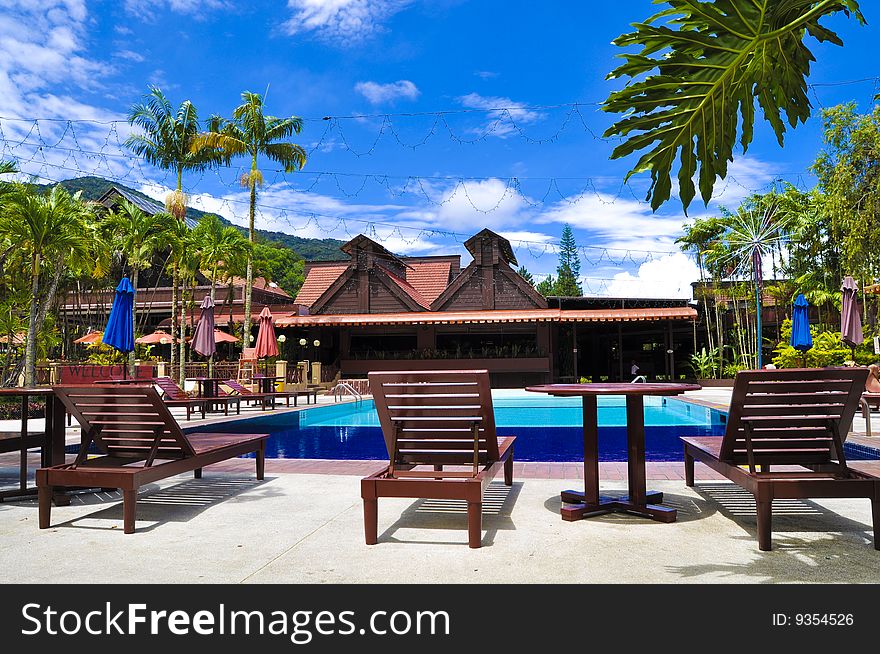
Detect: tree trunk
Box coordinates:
(170, 263, 178, 376)
(179, 274, 187, 386)
(244, 173, 256, 349)
(24, 253, 40, 387)
(129, 268, 138, 377)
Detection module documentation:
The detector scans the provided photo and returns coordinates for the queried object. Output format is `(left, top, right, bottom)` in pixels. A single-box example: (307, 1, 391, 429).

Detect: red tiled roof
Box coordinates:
(276, 307, 697, 327)
(227, 276, 292, 298)
(294, 264, 348, 306)
(405, 261, 452, 303)
(384, 270, 431, 309)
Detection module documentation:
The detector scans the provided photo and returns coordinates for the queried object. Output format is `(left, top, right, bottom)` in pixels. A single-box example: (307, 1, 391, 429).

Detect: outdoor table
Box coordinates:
(525, 382, 701, 523)
(252, 375, 280, 394)
(186, 377, 224, 398)
(253, 375, 280, 409)
(0, 387, 67, 503)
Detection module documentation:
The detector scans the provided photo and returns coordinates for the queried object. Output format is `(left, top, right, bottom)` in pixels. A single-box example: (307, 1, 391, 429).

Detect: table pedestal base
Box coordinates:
(560, 489, 676, 523)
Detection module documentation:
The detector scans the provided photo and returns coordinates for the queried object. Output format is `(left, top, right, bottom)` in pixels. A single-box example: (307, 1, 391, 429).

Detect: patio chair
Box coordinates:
(361, 370, 516, 548)
(36, 385, 268, 534)
(682, 367, 880, 551)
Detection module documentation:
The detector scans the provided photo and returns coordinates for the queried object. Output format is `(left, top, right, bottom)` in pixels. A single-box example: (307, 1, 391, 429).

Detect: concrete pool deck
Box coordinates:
(1, 387, 878, 584)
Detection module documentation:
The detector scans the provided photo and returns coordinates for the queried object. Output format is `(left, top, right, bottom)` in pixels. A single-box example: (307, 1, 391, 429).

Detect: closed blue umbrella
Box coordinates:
(103, 278, 136, 376)
(790, 293, 812, 366)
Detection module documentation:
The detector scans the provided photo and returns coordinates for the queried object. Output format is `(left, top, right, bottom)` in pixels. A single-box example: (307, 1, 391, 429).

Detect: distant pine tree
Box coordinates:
(553, 224, 582, 296)
(517, 266, 535, 286)
(536, 275, 555, 296)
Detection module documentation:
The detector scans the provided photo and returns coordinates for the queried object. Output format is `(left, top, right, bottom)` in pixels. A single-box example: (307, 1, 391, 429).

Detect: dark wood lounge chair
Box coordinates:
(362, 370, 515, 548)
(155, 377, 240, 419)
(682, 368, 880, 551)
(223, 378, 298, 409)
(154, 377, 206, 420)
(36, 385, 268, 534)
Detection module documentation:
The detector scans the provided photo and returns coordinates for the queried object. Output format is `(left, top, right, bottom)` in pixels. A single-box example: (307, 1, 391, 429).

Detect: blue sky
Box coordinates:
(0, 0, 877, 297)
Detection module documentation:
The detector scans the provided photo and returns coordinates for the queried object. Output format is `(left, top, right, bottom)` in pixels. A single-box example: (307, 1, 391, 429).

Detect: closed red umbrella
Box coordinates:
(254, 306, 279, 359)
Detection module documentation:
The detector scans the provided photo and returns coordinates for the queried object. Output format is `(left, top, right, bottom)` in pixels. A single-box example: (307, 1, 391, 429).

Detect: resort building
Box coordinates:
(276, 229, 697, 386)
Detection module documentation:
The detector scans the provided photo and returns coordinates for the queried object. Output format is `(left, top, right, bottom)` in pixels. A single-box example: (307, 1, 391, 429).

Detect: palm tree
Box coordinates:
(0, 185, 92, 385)
(720, 206, 790, 368)
(191, 91, 306, 348)
(104, 200, 165, 374)
(192, 214, 252, 302)
(192, 214, 251, 376)
(158, 216, 193, 386)
(125, 87, 216, 374)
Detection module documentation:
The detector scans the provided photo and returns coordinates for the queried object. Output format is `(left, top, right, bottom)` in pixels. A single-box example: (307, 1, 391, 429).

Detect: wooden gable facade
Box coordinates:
(306, 229, 544, 316)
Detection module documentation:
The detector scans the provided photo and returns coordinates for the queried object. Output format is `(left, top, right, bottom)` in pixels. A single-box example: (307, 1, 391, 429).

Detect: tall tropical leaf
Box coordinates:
(603, 0, 865, 212)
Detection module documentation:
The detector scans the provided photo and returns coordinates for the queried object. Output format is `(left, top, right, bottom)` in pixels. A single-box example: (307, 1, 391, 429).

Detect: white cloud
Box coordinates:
(283, 0, 411, 42)
(430, 179, 533, 231)
(123, 0, 232, 20)
(354, 80, 419, 105)
(707, 156, 781, 208)
(603, 253, 699, 299)
(458, 92, 543, 138)
(538, 192, 684, 255)
(115, 49, 145, 63)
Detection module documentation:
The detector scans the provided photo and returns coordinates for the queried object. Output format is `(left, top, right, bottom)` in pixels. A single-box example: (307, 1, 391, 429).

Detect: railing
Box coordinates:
(631, 375, 647, 383)
(331, 381, 363, 404)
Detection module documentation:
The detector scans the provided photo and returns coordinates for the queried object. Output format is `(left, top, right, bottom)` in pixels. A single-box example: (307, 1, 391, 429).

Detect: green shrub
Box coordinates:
(772, 319, 877, 368)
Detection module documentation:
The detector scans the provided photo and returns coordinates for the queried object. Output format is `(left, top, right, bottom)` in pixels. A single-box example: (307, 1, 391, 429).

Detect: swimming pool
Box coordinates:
(190, 391, 733, 462)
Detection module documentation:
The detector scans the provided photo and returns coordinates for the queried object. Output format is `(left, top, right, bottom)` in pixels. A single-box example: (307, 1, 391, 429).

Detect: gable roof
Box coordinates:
(401, 259, 452, 304)
(295, 262, 350, 306)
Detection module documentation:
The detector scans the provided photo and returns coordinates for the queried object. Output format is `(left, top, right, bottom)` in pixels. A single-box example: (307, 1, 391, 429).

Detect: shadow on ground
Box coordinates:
(541, 488, 716, 524)
(376, 481, 522, 547)
(666, 483, 877, 582)
(37, 474, 282, 533)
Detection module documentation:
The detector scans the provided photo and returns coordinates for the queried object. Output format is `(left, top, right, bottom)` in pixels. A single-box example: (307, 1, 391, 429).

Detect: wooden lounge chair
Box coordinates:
(36, 385, 268, 534)
(154, 377, 240, 419)
(682, 368, 880, 551)
(223, 378, 297, 408)
(361, 370, 515, 548)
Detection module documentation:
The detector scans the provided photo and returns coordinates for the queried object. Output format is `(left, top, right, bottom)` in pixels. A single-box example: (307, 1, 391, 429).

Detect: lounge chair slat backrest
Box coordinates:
(370, 370, 499, 470)
(53, 385, 195, 461)
(224, 379, 256, 395)
(721, 368, 868, 468)
(154, 376, 190, 401)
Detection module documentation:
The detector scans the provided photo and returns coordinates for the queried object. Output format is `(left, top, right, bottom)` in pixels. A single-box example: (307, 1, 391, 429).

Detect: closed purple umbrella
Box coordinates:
(841, 276, 863, 358)
(191, 295, 216, 358)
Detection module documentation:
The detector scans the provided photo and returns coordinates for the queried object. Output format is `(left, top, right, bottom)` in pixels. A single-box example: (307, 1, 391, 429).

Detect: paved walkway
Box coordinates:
(1, 386, 878, 584)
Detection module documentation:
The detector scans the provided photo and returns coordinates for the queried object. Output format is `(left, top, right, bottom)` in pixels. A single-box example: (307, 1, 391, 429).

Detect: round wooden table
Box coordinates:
(525, 382, 701, 523)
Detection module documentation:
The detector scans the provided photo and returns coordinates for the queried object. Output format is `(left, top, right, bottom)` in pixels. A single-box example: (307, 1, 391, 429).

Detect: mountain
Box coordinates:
(31, 176, 346, 261)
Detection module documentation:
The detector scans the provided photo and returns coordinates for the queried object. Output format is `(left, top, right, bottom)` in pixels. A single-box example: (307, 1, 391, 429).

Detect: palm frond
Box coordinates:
(603, 0, 866, 212)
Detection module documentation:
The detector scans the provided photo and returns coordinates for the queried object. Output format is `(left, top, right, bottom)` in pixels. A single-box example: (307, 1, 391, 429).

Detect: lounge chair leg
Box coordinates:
(433, 464, 443, 480)
(467, 501, 482, 548)
(38, 485, 52, 529)
(504, 454, 513, 486)
(256, 442, 265, 480)
(194, 468, 202, 479)
(363, 498, 378, 545)
(872, 488, 879, 551)
(123, 489, 137, 534)
(684, 449, 694, 487)
(756, 499, 772, 551)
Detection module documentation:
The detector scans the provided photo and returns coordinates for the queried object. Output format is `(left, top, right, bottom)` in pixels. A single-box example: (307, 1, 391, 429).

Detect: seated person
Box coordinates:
(866, 364, 880, 394)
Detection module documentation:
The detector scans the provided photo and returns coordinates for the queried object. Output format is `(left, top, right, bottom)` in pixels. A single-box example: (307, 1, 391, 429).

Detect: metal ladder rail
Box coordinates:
(332, 382, 363, 405)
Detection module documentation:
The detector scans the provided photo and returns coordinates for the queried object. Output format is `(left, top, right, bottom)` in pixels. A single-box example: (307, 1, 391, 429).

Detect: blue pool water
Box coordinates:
(190, 394, 734, 462)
